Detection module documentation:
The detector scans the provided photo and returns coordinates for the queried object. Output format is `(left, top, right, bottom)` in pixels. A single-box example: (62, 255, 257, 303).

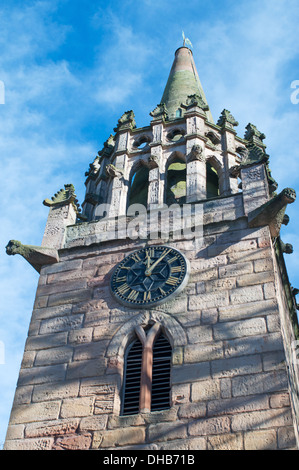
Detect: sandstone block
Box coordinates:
(52, 433, 92, 450)
(40, 314, 84, 335)
(18, 363, 67, 386)
(207, 394, 269, 417)
(93, 426, 146, 448)
(189, 416, 231, 436)
(25, 418, 79, 438)
(4, 437, 54, 450)
(188, 291, 229, 310)
(32, 380, 79, 403)
(231, 408, 293, 432)
(186, 325, 213, 344)
(213, 318, 266, 341)
(191, 379, 221, 402)
(219, 262, 253, 278)
(10, 401, 61, 425)
(172, 362, 210, 384)
(35, 346, 73, 366)
(207, 432, 243, 450)
(60, 397, 94, 418)
(47, 289, 92, 307)
(244, 430, 277, 450)
(211, 354, 262, 379)
(184, 342, 223, 363)
(277, 426, 297, 449)
(148, 421, 187, 442)
(229, 285, 263, 305)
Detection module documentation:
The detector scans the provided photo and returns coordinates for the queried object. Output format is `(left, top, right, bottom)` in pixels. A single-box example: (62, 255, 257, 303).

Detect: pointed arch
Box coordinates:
(206, 155, 223, 199)
(121, 322, 172, 415)
(165, 151, 187, 205)
(127, 160, 150, 209)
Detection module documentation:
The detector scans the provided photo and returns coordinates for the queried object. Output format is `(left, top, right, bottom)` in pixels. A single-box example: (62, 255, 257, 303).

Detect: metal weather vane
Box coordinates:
(182, 31, 193, 49)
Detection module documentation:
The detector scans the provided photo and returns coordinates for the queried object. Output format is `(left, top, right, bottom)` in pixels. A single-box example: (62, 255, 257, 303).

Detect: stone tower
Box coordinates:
(4, 45, 299, 451)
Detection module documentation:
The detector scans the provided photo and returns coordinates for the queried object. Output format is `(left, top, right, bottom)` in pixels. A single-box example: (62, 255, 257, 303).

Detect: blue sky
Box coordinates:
(1, 0, 299, 446)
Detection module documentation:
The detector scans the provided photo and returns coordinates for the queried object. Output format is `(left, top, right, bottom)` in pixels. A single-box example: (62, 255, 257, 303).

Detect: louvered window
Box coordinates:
(121, 324, 172, 416)
(151, 334, 172, 412)
(122, 338, 143, 416)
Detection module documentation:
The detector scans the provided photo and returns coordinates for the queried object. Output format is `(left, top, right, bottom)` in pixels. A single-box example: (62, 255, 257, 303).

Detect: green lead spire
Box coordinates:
(161, 46, 213, 123)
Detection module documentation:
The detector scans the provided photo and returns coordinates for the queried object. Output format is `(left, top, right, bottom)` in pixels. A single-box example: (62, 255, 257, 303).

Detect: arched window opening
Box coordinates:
(151, 333, 172, 412)
(206, 162, 220, 199)
(128, 166, 150, 208)
(166, 157, 186, 205)
(122, 337, 143, 416)
(121, 325, 172, 416)
(175, 108, 182, 118)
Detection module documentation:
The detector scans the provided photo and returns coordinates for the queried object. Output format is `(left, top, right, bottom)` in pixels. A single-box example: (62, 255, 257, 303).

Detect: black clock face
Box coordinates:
(110, 246, 189, 308)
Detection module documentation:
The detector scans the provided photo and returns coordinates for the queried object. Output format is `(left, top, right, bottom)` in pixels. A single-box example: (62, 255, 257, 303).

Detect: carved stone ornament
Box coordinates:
(105, 163, 124, 179)
(98, 134, 115, 159)
(114, 110, 136, 132)
(188, 144, 205, 162)
(217, 109, 239, 129)
(182, 94, 209, 111)
(6, 240, 59, 273)
(150, 103, 168, 121)
(248, 187, 296, 237)
(244, 123, 266, 145)
(280, 240, 294, 254)
(147, 154, 159, 169)
(85, 156, 101, 179)
(43, 184, 84, 219)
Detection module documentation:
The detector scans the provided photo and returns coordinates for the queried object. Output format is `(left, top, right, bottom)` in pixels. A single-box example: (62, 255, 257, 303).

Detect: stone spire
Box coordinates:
(160, 46, 213, 123)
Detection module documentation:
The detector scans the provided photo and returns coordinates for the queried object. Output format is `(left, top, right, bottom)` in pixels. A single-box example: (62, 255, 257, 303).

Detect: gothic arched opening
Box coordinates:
(128, 165, 150, 208)
(165, 155, 186, 205)
(206, 162, 220, 199)
(121, 327, 172, 416)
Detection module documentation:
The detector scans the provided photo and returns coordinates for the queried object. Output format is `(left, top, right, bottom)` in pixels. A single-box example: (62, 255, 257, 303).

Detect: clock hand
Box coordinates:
(145, 248, 171, 276)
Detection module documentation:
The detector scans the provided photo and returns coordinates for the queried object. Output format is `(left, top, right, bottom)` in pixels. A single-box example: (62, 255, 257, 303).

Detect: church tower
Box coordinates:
(4, 45, 299, 450)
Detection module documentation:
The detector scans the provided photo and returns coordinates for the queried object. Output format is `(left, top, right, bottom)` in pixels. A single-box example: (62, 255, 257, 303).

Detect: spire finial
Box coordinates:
(182, 31, 193, 49)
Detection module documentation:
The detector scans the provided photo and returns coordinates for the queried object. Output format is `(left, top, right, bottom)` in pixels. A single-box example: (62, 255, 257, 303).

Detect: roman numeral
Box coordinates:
(118, 283, 130, 295)
(116, 276, 127, 282)
(127, 289, 139, 301)
(131, 252, 141, 263)
(143, 291, 151, 302)
(168, 255, 178, 264)
(171, 266, 182, 273)
(166, 276, 179, 286)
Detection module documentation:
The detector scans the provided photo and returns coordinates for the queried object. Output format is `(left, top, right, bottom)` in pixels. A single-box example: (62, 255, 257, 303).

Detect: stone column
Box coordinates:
(217, 109, 240, 195)
(186, 139, 206, 203)
(185, 106, 208, 203)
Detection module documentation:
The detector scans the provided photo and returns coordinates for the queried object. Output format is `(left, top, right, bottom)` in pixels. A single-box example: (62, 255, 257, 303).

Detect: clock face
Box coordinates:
(110, 246, 189, 308)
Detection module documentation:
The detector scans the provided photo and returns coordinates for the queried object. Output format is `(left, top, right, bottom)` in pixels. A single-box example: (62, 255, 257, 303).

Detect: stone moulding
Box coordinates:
(248, 188, 296, 237)
(5, 240, 59, 273)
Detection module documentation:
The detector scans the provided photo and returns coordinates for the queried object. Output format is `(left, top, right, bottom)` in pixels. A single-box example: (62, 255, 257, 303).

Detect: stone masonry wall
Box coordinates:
(4, 214, 298, 450)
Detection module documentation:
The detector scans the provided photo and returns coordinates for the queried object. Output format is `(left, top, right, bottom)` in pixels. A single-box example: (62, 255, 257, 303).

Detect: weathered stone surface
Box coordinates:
(207, 432, 243, 450)
(148, 421, 188, 442)
(52, 433, 92, 450)
(4, 437, 54, 450)
(213, 318, 267, 341)
(32, 380, 79, 402)
(231, 408, 293, 432)
(10, 401, 61, 425)
(244, 430, 277, 450)
(60, 397, 94, 418)
(25, 418, 79, 438)
(189, 417, 231, 436)
(93, 427, 146, 448)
